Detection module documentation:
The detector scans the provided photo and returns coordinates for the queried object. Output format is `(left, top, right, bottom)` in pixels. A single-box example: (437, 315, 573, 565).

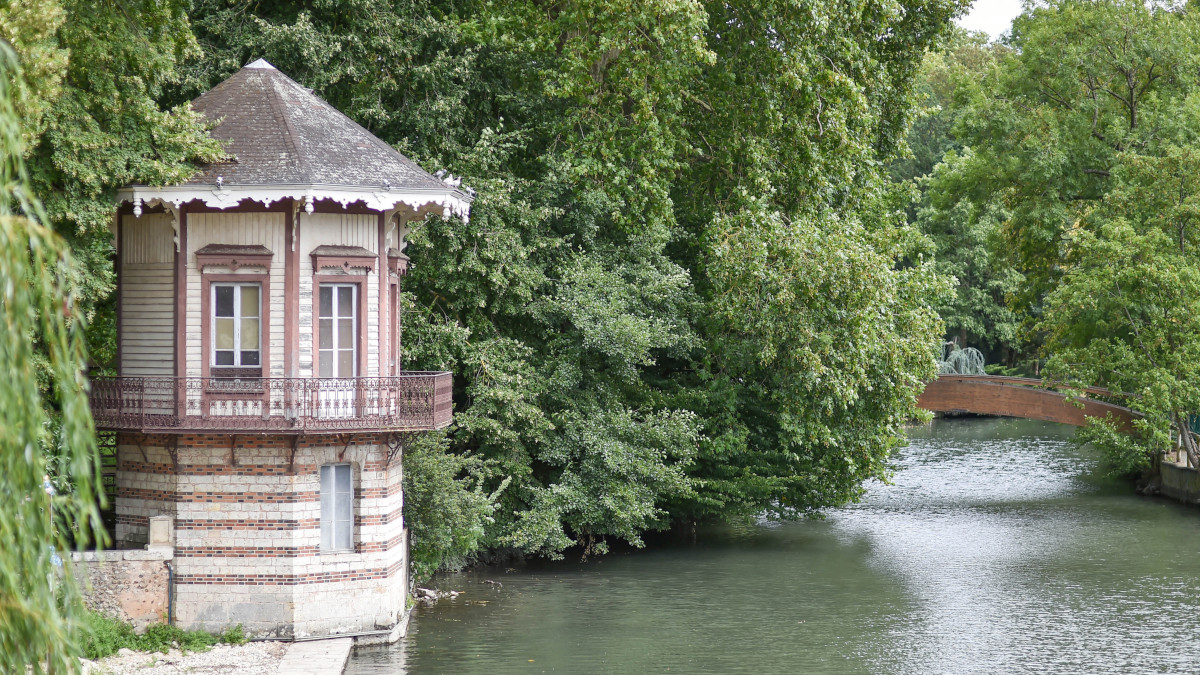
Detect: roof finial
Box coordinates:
(245, 58, 276, 70)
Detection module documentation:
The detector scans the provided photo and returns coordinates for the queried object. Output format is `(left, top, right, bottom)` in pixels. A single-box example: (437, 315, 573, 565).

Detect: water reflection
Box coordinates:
(349, 418, 1200, 674)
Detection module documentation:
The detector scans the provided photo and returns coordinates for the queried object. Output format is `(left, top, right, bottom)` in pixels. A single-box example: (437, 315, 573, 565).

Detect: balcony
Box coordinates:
(88, 374, 453, 434)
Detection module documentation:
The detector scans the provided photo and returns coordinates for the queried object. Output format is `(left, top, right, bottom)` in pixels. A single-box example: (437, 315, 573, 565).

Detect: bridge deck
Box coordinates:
(918, 375, 1139, 430)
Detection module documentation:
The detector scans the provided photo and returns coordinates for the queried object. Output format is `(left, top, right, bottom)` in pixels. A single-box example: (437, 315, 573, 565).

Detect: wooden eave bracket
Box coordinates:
(165, 436, 180, 472)
(338, 434, 355, 462)
(288, 436, 300, 475)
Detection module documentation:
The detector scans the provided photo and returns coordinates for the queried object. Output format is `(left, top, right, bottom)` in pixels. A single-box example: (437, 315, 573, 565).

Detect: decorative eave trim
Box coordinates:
(196, 246, 274, 272)
(312, 252, 376, 273)
(117, 183, 472, 223)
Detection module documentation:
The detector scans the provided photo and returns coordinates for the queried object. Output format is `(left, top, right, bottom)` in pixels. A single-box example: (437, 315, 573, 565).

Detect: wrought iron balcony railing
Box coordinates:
(88, 374, 452, 434)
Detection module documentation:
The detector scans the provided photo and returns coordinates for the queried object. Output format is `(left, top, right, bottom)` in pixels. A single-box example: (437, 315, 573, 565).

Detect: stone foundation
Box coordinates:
(115, 433, 408, 638)
(72, 547, 172, 631)
(1159, 458, 1200, 505)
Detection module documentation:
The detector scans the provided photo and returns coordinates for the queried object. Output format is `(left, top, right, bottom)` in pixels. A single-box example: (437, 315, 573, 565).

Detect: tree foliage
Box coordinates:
(0, 40, 103, 674)
(1042, 146, 1200, 470)
(924, 0, 1200, 469)
(178, 0, 962, 569)
(924, 1, 1200, 351)
(2, 0, 222, 367)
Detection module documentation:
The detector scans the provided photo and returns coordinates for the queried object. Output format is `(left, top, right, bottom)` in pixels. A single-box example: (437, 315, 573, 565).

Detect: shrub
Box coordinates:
(81, 610, 246, 659)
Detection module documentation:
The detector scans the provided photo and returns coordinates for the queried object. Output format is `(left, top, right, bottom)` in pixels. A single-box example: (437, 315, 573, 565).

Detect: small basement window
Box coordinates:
(212, 282, 261, 368)
(320, 463, 354, 551)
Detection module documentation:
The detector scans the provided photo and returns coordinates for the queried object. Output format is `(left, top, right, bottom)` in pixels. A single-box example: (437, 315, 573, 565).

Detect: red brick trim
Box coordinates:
(177, 490, 319, 504)
(116, 514, 150, 528)
(118, 487, 180, 503)
(176, 517, 320, 531)
(175, 560, 404, 586)
(122, 461, 304, 476)
(177, 545, 320, 558)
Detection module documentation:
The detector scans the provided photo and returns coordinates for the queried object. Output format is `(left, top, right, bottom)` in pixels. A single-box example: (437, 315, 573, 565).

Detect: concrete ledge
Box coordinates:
(69, 548, 173, 563)
(1160, 459, 1200, 504)
(277, 637, 353, 675)
(354, 607, 412, 646)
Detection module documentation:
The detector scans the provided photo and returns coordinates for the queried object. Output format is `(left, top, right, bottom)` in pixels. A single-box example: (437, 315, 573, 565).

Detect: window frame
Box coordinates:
(311, 275, 368, 380)
(319, 463, 355, 552)
(200, 272, 271, 382)
(317, 282, 359, 379)
(210, 281, 263, 369)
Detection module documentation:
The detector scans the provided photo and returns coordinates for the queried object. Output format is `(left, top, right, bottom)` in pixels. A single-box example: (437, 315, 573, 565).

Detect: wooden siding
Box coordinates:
(120, 214, 174, 377)
(297, 213, 380, 378)
(186, 212, 287, 378)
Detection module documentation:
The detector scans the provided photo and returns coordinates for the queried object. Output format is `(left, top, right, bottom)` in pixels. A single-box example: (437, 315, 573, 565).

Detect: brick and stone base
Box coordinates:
(115, 433, 408, 638)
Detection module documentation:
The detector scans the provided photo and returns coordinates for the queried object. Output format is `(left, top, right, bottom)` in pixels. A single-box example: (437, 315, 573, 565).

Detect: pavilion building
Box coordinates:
(88, 59, 469, 639)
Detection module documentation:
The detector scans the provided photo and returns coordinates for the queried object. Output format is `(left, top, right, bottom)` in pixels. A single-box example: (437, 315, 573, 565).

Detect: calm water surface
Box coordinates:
(348, 418, 1200, 674)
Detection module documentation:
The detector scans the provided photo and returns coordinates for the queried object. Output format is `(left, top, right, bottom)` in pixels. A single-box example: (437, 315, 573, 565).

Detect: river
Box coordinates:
(348, 418, 1200, 674)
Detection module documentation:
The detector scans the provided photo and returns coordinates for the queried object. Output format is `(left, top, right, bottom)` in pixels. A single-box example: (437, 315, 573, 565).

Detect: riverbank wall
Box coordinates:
(71, 515, 174, 630)
(1159, 459, 1200, 505)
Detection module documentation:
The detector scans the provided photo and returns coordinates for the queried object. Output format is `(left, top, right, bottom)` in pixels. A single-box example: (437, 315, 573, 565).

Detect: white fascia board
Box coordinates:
(117, 183, 473, 221)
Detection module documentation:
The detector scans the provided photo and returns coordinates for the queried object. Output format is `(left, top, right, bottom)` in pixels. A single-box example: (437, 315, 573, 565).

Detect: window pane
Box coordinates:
(240, 350, 260, 366)
(319, 286, 332, 318)
(240, 318, 259, 349)
(214, 350, 234, 366)
(338, 318, 352, 347)
(338, 350, 353, 377)
(338, 286, 353, 316)
(215, 286, 234, 317)
(335, 465, 353, 550)
(320, 466, 333, 551)
(240, 285, 260, 317)
(319, 351, 332, 378)
(215, 318, 234, 349)
(319, 319, 332, 350)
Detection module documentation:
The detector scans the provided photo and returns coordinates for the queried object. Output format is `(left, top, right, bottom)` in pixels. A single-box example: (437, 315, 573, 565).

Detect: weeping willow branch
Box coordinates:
(0, 39, 103, 674)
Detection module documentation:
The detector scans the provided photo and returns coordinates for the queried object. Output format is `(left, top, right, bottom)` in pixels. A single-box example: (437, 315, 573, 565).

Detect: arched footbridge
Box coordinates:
(918, 375, 1140, 430)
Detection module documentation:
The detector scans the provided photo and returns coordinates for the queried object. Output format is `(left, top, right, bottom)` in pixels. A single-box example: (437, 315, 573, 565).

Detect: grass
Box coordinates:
(82, 610, 248, 660)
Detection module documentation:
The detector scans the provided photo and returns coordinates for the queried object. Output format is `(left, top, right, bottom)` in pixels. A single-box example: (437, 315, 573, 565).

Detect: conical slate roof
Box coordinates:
(185, 59, 446, 191)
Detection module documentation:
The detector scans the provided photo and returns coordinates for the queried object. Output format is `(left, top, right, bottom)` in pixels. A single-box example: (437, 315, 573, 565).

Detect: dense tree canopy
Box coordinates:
(918, 0, 1200, 471)
(181, 0, 961, 560)
(6, 0, 966, 580)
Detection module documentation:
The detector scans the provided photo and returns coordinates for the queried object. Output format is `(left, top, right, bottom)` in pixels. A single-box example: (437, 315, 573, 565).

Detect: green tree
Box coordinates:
(666, 0, 964, 520)
(175, 0, 963, 566)
(0, 40, 104, 674)
(1042, 145, 1200, 472)
(2, 0, 222, 369)
(898, 30, 1021, 359)
(927, 0, 1200, 347)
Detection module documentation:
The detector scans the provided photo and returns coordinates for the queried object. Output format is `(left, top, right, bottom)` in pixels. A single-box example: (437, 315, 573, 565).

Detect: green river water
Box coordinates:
(347, 418, 1200, 674)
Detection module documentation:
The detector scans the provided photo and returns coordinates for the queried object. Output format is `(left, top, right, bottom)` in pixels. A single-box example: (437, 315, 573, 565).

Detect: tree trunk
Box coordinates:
(1174, 412, 1199, 468)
